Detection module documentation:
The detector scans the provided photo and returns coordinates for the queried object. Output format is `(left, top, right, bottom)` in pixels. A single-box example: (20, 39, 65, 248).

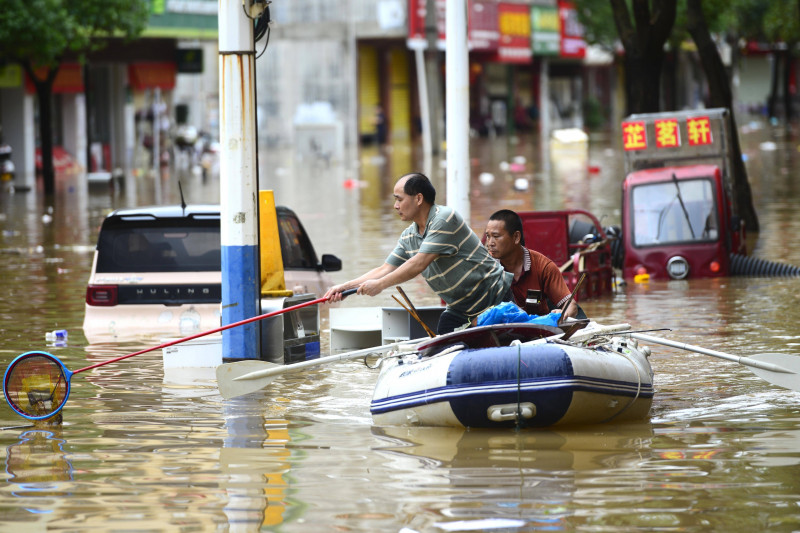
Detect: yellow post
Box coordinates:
(259, 190, 293, 297)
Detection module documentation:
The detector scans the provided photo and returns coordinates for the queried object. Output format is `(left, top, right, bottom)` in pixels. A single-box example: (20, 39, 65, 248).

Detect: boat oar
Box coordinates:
(557, 272, 587, 326)
(629, 332, 800, 392)
(216, 337, 427, 399)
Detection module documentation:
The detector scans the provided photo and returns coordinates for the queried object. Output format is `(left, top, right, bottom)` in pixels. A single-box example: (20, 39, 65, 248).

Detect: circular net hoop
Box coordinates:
(3, 351, 70, 420)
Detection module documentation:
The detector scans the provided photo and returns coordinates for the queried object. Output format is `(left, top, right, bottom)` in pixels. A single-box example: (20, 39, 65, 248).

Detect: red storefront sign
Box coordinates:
(128, 62, 176, 91)
(497, 3, 532, 63)
(469, 1, 499, 51)
(407, 0, 499, 51)
(407, 0, 446, 49)
(558, 1, 586, 59)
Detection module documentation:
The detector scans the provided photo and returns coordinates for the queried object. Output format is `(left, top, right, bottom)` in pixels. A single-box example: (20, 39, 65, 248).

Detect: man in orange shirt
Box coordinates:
(484, 209, 581, 319)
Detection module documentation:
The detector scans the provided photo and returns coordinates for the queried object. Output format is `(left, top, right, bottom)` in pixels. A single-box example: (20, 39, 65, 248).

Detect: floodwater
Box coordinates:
(1, 121, 800, 532)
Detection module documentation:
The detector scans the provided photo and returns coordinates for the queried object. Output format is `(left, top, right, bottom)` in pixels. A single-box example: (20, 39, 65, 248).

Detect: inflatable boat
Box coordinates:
(370, 323, 654, 428)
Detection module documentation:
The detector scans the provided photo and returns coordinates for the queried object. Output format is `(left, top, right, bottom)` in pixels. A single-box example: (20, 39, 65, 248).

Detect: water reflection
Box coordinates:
(220, 411, 293, 529)
(0, 127, 799, 531)
(372, 424, 654, 529)
(6, 428, 73, 487)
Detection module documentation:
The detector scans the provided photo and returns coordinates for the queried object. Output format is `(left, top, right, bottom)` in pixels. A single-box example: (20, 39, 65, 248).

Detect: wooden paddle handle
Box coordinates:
(558, 272, 586, 326)
(396, 286, 436, 338)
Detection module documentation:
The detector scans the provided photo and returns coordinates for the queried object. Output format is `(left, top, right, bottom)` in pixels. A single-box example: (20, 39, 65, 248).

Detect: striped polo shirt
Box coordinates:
(386, 204, 512, 317)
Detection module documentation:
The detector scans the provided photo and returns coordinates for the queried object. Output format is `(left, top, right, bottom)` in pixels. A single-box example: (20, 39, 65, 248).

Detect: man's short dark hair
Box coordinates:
(401, 173, 436, 205)
(489, 209, 525, 247)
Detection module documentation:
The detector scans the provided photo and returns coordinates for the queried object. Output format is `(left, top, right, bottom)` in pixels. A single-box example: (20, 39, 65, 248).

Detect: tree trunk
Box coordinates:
(22, 61, 60, 197)
(768, 51, 779, 119)
(685, 0, 759, 232)
(623, 49, 665, 114)
(661, 51, 677, 111)
(783, 48, 794, 122)
(610, 0, 677, 115)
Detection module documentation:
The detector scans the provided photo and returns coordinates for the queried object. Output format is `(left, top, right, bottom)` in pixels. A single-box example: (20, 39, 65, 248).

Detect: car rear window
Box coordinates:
(96, 220, 221, 273)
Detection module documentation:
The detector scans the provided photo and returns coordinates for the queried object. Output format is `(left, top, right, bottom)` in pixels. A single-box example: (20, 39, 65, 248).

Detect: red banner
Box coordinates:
(558, 1, 586, 59)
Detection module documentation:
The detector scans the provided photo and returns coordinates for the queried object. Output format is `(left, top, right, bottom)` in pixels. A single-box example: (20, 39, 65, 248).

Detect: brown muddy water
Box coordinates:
(1, 123, 799, 532)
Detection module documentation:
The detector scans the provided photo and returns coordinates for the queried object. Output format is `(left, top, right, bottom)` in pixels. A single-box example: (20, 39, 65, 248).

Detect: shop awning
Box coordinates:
(25, 63, 84, 94)
(128, 62, 176, 90)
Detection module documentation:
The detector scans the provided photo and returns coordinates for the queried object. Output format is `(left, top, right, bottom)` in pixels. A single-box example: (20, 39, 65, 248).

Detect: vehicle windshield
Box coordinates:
(96, 221, 221, 273)
(277, 213, 319, 270)
(631, 177, 718, 246)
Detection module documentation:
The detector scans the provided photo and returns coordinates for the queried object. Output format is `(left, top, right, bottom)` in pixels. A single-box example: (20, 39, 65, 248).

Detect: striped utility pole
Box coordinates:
(218, 0, 260, 360)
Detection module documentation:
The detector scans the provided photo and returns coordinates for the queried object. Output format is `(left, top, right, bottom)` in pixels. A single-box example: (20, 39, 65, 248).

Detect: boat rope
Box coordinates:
(363, 353, 397, 369)
(597, 345, 643, 424)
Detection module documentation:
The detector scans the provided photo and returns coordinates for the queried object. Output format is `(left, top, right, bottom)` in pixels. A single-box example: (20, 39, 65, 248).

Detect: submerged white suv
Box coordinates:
(83, 204, 341, 343)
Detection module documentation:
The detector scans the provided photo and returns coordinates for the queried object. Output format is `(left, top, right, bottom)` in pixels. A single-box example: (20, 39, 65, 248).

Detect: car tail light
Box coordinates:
(709, 260, 721, 273)
(86, 285, 118, 306)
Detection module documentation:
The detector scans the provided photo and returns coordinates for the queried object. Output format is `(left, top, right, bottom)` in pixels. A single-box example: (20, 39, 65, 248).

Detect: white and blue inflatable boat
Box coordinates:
(370, 322, 654, 428)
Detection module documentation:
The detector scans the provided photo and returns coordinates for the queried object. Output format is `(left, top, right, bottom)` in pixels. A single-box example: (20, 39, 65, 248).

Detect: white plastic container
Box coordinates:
(161, 335, 222, 369)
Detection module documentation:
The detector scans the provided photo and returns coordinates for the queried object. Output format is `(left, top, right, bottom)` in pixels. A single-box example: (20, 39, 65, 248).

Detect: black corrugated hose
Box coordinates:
(730, 253, 800, 277)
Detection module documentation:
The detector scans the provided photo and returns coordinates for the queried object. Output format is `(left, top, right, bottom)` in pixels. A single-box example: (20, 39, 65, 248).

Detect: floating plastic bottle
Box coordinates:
(45, 329, 68, 343)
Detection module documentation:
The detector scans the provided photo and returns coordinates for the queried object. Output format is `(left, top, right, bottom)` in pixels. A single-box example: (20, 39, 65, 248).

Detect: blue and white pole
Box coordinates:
(218, 0, 259, 360)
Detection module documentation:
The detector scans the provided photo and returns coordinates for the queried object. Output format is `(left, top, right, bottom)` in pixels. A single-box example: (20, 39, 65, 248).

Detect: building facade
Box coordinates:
(0, 0, 779, 193)
(0, 0, 219, 190)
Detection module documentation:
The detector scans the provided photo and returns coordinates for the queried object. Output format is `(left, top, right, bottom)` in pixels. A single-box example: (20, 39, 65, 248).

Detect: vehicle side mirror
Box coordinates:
(320, 253, 342, 272)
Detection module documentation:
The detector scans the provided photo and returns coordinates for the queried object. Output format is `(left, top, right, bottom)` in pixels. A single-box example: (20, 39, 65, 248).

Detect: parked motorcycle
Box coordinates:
(173, 125, 218, 181)
(173, 124, 200, 169)
(0, 140, 15, 192)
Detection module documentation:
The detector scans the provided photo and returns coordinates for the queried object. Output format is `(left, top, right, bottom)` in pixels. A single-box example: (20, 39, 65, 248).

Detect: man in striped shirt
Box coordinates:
(325, 173, 512, 333)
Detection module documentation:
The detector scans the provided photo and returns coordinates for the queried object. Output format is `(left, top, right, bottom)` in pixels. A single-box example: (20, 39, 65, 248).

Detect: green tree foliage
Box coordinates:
(0, 0, 148, 196)
(762, 0, 800, 121)
(762, 0, 800, 41)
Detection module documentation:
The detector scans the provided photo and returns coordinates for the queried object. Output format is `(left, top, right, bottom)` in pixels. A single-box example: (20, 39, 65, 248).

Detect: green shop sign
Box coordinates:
(531, 5, 560, 56)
